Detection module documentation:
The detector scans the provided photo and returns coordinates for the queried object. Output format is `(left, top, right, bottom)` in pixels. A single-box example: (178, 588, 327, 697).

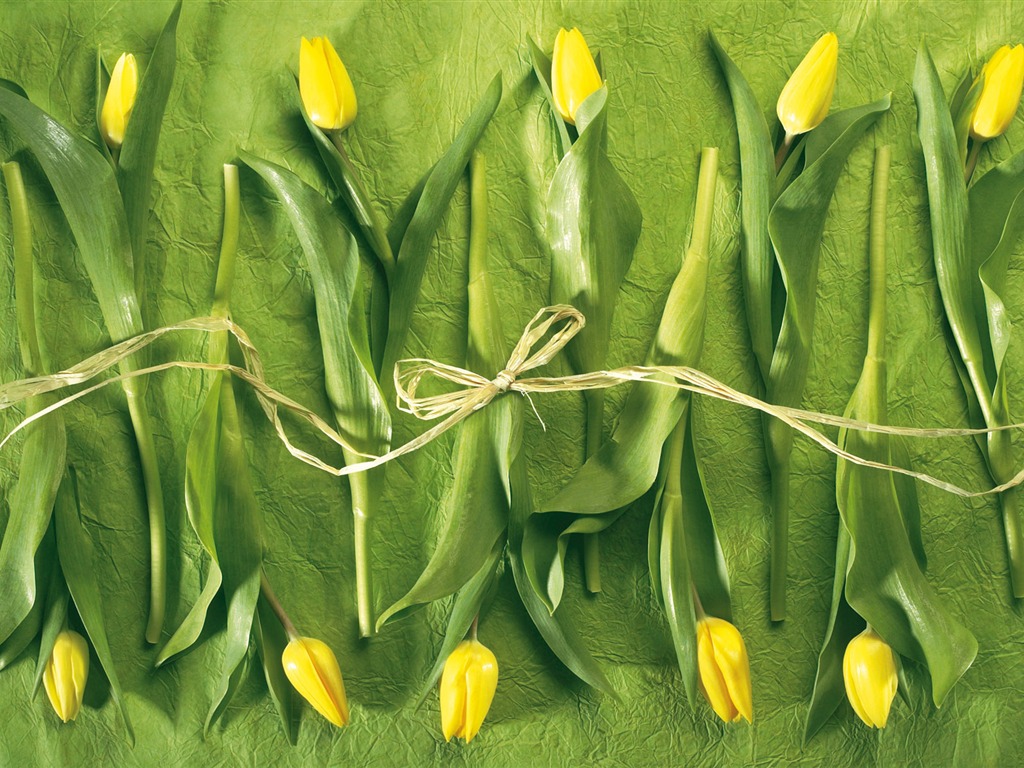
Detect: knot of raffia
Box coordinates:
(394, 305, 585, 421)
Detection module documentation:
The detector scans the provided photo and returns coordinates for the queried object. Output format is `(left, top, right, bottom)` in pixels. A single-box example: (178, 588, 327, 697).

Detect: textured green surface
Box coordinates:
(1, 1, 1024, 765)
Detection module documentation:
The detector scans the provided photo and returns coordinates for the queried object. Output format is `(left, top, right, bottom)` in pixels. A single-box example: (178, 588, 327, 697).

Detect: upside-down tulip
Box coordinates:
(696, 616, 753, 723)
(843, 628, 898, 728)
(970, 44, 1024, 141)
(551, 27, 603, 125)
(100, 52, 138, 150)
(282, 636, 350, 727)
(440, 639, 498, 743)
(299, 36, 358, 132)
(776, 32, 839, 138)
(43, 630, 89, 723)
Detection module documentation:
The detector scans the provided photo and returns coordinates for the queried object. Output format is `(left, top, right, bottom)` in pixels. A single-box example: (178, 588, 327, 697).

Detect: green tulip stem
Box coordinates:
(999, 490, 1024, 597)
(582, 389, 605, 594)
(3, 162, 44, 378)
(124, 379, 166, 644)
(212, 165, 240, 322)
(470, 614, 479, 642)
(768, 450, 790, 622)
(964, 139, 983, 185)
(775, 132, 794, 173)
(348, 466, 375, 638)
(329, 131, 395, 280)
(260, 571, 298, 641)
(867, 146, 891, 362)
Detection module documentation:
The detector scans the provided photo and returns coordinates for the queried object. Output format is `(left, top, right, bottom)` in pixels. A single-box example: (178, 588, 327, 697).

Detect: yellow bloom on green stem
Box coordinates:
(299, 36, 358, 132)
(100, 52, 138, 150)
(440, 639, 498, 743)
(696, 616, 753, 723)
(970, 44, 1024, 141)
(43, 630, 89, 723)
(551, 27, 603, 125)
(282, 636, 350, 727)
(776, 32, 838, 138)
(843, 628, 897, 728)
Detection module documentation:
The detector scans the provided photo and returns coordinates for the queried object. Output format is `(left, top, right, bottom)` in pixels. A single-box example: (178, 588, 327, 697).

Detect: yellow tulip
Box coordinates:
(282, 636, 350, 727)
(843, 628, 897, 728)
(970, 44, 1024, 141)
(696, 616, 753, 723)
(299, 36, 358, 132)
(440, 639, 498, 743)
(43, 630, 89, 723)
(551, 27, 603, 125)
(100, 52, 138, 150)
(776, 33, 839, 138)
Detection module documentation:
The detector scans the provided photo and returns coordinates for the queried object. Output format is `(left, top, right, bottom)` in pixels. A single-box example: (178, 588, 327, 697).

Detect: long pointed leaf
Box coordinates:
(117, 0, 181, 302)
(54, 471, 134, 742)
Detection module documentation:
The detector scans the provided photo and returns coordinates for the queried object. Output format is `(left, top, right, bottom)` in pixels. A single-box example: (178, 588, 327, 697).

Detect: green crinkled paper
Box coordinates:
(0, 1, 1023, 765)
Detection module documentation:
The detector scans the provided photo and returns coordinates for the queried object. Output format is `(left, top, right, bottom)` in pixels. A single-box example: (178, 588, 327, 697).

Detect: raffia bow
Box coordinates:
(2, 306, 1024, 497)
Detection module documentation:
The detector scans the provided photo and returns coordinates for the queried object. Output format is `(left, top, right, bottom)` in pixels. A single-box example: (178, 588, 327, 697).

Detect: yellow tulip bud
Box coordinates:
(776, 32, 839, 138)
(100, 52, 138, 150)
(843, 628, 898, 728)
(299, 36, 358, 132)
(439, 639, 498, 743)
(696, 617, 753, 723)
(43, 630, 89, 723)
(282, 636, 349, 727)
(551, 27, 603, 125)
(970, 44, 1024, 141)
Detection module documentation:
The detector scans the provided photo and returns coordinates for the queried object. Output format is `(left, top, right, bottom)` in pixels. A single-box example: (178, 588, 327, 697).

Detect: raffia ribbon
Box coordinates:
(1, 305, 1022, 498)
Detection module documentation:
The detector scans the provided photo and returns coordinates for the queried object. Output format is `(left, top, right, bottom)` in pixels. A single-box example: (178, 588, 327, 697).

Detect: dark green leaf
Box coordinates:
(546, 85, 641, 377)
(380, 74, 502, 396)
(709, 32, 776, 384)
(255, 596, 298, 745)
(54, 470, 134, 742)
(241, 150, 390, 457)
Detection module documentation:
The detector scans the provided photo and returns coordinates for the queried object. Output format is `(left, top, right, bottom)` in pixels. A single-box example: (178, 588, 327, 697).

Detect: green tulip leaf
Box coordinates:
(546, 85, 641, 378)
(417, 542, 504, 703)
(31, 539, 69, 695)
(709, 32, 776, 383)
(54, 470, 134, 743)
(116, 0, 181, 303)
(254, 595, 299, 745)
(241, 150, 390, 458)
(915, 44, 1024, 595)
(380, 73, 502, 397)
(378, 153, 513, 628)
(524, 164, 714, 610)
(0, 527, 53, 671)
(527, 37, 572, 159)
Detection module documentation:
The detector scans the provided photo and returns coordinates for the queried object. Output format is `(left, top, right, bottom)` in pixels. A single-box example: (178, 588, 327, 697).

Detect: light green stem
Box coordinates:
(260, 570, 298, 641)
(582, 389, 605, 594)
(124, 380, 166, 644)
(768, 450, 790, 623)
(347, 464, 375, 638)
(867, 147, 891, 362)
(3, 162, 43, 377)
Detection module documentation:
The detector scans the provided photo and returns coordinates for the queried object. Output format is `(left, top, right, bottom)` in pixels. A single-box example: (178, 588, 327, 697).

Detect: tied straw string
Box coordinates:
(1, 305, 1023, 498)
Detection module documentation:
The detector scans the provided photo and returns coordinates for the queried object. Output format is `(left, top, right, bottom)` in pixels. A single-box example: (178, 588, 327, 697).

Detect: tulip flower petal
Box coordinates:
(283, 637, 349, 727)
(100, 52, 139, 149)
(696, 617, 752, 724)
(300, 37, 342, 130)
(43, 631, 89, 723)
(321, 37, 358, 129)
(551, 27, 603, 125)
(971, 44, 1024, 141)
(843, 629, 897, 728)
(440, 639, 499, 743)
(776, 32, 839, 136)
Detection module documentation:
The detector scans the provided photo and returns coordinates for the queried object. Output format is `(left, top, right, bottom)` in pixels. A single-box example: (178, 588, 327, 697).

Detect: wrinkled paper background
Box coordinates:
(1, 1, 1023, 765)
